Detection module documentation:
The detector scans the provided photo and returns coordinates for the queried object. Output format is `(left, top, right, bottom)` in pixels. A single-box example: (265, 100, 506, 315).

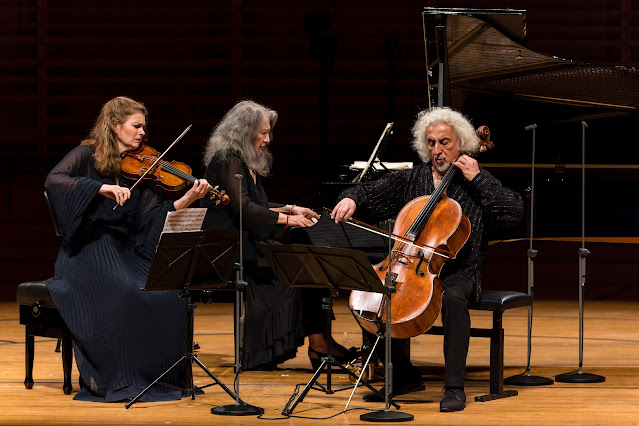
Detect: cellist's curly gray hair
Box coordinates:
(410, 107, 480, 163)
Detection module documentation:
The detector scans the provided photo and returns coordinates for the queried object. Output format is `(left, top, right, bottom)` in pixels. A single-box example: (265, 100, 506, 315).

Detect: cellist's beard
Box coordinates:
(433, 155, 451, 173)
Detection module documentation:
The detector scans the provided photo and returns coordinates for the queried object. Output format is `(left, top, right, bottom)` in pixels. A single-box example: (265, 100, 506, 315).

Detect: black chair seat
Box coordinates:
(17, 191, 73, 395)
(17, 280, 73, 394)
(476, 290, 532, 312)
(17, 281, 56, 307)
(423, 289, 531, 402)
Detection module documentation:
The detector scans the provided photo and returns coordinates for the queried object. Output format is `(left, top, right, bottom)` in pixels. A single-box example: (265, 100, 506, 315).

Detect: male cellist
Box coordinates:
(331, 106, 524, 412)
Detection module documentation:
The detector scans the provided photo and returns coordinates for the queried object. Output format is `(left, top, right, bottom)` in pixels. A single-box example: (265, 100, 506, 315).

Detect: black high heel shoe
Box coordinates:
(308, 346, 361, 370)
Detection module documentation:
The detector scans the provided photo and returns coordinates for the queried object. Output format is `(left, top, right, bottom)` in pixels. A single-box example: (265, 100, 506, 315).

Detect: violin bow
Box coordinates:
(323, 208, 452, 259)
(113, 124, 192, 210)
(127, 124, 192, 192)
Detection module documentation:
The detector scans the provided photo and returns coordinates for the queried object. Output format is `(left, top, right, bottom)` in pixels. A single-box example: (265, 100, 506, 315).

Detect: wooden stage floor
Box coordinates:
(1, 298, 638, 425)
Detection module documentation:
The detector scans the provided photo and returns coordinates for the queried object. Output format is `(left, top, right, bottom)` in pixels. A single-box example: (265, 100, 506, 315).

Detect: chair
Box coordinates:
(360, 289, 531, 401)
(424, 290, 532, 401)
(16, 191, 73, 394)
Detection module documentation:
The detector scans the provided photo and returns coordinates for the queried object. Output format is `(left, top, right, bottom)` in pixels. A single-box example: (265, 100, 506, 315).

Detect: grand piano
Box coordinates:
(422, 8, 639, 239)
(293, 7, 639, 260)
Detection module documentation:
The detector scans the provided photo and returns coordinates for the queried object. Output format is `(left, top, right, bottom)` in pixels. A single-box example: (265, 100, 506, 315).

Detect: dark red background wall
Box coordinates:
(2, 0, 638, 301)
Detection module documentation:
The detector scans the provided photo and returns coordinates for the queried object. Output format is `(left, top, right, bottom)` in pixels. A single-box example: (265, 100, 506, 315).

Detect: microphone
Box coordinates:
(235, 174, 243, 180)
(581, 121, 588, 128)
(525, 124, 537, 131)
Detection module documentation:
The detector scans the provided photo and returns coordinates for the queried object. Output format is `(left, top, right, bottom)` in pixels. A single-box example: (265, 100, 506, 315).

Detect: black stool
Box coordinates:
(16, 281, 73, 394)
(425, 290, 532, 401)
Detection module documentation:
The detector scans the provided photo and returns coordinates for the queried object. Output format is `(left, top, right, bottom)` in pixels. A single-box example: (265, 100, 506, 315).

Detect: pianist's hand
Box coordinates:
(331, 198, 357, 223)
(292, 206, 320, 221)
(288, 214, 316, 228)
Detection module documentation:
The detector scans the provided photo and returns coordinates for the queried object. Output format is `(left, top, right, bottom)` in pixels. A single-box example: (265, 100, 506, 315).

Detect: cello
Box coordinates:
(348, 126, 492, 339)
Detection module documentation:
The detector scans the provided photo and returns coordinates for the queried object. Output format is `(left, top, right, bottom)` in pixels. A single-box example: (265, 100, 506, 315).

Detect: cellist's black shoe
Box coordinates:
(362, 380, 425, 402)
(439, 387, 466, 412)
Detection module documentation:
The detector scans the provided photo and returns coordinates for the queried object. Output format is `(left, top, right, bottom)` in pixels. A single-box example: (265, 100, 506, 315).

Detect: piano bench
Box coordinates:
(424, 289, 531, 402)
(16, 281, 73, 395)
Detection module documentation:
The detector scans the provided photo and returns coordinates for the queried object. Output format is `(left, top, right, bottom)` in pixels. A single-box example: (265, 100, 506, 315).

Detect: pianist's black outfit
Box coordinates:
(202, 154, 313, 370)
(338, 161, 523, 389)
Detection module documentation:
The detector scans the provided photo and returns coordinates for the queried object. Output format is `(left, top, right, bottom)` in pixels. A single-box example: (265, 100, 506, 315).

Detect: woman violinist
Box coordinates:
(44, 96, 211, 402)
(332, 107, 524, 412)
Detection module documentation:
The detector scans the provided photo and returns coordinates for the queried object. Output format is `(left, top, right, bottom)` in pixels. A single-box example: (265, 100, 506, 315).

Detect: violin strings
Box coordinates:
(143, 155, 222, 197)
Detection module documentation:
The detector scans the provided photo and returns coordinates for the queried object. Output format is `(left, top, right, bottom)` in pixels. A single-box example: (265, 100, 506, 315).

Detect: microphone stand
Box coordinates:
(360, 221, 413, 422)
(211, 173, 264, 415)
(555, 122, 605, 384)
(505, 124, 553, 386)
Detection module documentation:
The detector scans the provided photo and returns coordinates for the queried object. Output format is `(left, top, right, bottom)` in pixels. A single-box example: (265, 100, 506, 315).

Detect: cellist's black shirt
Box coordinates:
(338, 162, 524, 303)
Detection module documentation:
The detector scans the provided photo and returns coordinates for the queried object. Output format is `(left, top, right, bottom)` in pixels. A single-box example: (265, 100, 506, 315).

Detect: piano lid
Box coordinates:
(423, 8, 639, 112)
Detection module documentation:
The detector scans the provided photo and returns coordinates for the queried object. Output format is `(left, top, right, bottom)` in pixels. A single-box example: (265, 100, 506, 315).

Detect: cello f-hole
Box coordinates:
(415, 251, 426, 277)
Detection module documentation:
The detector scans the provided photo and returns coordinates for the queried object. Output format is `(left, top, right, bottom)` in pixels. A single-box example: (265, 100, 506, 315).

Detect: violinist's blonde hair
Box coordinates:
(203, 100, 277, 177)
(81, 96, 148, 177)
(411, 107, 479, 163)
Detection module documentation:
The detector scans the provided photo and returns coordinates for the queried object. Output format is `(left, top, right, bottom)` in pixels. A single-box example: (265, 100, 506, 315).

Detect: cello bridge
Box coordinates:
(392, 250, 413, 265)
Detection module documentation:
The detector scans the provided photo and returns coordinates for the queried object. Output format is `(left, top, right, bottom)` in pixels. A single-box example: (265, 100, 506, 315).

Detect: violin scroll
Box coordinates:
(210, 186, 230, 205)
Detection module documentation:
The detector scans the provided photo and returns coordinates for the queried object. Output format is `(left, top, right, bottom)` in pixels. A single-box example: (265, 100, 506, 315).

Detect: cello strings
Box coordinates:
(345, 220, 449, 259)
(409, 164, 459, 236)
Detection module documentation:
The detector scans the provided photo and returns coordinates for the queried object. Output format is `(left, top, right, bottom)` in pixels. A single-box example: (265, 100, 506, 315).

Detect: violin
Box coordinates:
(121, 144, 230, 205)
(348, 126, 492, 339)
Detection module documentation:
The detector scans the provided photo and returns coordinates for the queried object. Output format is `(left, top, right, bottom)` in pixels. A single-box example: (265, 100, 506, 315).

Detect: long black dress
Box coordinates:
(201, 154, 305, 370)
(44, 145, 188, 402)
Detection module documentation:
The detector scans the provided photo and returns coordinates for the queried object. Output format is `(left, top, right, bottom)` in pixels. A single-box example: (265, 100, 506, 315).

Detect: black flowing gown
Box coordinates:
(202, 154, 305, 370)
(44, 145, 188, 402)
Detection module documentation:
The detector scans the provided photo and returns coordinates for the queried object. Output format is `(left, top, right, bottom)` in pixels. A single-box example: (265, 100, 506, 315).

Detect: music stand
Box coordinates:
(125, 229, 241, 408)
(259, 243, 403, 416)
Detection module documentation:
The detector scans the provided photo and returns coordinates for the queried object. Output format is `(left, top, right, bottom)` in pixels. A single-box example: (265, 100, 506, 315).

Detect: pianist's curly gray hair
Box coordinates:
(203, 100, 277, 177)
(411, 107, 480, 163)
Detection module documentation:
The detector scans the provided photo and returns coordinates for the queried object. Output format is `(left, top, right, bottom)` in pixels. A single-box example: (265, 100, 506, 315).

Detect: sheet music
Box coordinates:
(353, 122, 394, 182)
(162, 208, 207, 233)
(350, 161, 413, 171)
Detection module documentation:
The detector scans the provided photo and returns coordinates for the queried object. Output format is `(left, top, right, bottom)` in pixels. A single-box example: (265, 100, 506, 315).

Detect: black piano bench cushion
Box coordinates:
(476, 290, 532, 312)
(17, 280, 73, 395)
(17, 281, 57, 308)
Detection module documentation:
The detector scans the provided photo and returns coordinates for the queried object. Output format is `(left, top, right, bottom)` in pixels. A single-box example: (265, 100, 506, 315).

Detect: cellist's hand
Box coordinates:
(453, 155, 480, 181)
(331, 198, 357, 224)
(100, 184, 131, 206)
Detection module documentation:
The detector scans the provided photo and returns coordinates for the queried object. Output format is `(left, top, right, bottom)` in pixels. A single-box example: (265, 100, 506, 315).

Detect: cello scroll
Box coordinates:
(476, 125, 493, 152)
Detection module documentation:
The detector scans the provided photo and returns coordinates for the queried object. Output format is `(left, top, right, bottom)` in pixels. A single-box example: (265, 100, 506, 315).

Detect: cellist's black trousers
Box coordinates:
(364, 276, 474, 389)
